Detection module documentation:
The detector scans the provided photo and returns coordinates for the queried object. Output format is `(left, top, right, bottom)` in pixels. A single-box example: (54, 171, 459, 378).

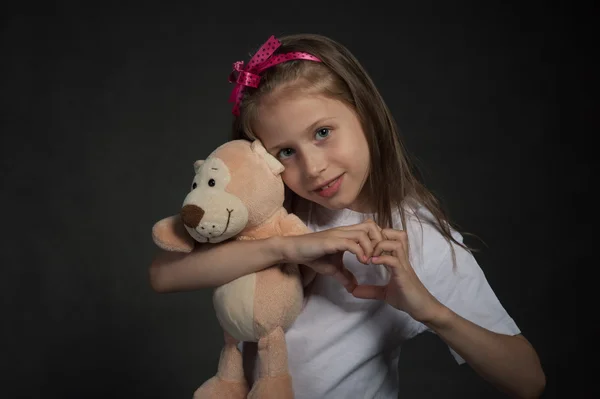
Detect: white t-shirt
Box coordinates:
(242, 200, 520, 399)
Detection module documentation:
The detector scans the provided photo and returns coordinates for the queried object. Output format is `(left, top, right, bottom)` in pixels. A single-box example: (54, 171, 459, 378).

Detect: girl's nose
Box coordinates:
(303, 150, 327, 178)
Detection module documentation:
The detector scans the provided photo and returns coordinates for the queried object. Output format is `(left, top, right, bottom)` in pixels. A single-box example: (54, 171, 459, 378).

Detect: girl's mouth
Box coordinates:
(316, 174, 344, 198)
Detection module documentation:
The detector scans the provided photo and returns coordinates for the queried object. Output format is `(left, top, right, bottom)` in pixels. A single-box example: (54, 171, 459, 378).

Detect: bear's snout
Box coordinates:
(181, 204, 204, 228)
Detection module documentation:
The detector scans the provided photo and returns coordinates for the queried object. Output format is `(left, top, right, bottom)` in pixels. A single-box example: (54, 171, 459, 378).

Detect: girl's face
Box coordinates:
(253, 92, 371, 212)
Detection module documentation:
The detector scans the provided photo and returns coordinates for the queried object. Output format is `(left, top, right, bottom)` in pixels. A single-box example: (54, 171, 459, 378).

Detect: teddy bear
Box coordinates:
(151, 139, 316, 399)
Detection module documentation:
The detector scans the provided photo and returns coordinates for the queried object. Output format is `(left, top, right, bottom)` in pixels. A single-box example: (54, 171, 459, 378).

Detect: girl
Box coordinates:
(150, 34, 545, 398)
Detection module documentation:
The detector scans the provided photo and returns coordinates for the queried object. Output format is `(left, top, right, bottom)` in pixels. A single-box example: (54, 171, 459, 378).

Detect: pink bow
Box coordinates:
(228, 35, 321, 116)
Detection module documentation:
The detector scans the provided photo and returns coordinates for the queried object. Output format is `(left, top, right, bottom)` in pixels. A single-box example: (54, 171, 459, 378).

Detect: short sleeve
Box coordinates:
(415, 232, 521, 364)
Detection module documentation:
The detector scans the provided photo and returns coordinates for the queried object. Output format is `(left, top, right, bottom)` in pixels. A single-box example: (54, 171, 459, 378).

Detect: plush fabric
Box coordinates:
(152, 139, 313, 399)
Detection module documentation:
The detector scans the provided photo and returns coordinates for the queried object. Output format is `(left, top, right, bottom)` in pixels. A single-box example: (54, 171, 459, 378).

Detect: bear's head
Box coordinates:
(179, 139, 285, 243)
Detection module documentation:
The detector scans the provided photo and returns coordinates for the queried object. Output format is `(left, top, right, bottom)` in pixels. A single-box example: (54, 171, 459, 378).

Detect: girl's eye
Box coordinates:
(315, 128, 330, 140)
(192, 182, 197, 189)
(278, 148, 295, 159)
(208, 179, 216, 187)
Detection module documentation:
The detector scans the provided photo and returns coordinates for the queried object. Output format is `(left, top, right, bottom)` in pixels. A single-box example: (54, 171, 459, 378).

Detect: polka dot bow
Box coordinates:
(228, 35, 322, 116)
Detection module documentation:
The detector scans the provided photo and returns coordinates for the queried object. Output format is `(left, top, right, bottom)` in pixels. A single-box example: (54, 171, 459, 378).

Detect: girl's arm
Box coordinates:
(149, 236, 283, 292)
(150, 220, 383, 293)
(352, 228, 545, 398)
(425, 310, 545, 399)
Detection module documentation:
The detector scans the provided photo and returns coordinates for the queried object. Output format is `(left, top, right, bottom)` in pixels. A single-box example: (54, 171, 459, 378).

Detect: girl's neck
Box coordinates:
(347, 195, 375, 214)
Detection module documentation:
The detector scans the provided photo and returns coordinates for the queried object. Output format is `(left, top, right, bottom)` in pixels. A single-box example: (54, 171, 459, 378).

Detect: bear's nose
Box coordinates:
(181, 204, 205, 228)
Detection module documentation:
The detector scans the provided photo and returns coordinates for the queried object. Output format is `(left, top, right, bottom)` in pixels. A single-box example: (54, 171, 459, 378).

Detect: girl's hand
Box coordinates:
(280, 220, 384, 293)
(352, 228, 447, 324)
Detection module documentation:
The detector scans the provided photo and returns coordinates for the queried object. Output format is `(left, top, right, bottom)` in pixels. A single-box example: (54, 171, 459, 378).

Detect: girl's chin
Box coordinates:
(313, 195, 353, 211)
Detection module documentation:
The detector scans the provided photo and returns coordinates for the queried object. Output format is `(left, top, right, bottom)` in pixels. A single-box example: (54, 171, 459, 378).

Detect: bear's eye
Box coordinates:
(192, 182, 197, 189)
(208, 179, 216, 187)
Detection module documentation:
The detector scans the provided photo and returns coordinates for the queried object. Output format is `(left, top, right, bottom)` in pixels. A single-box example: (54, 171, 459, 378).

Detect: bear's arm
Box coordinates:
(152, 215, 195, 253)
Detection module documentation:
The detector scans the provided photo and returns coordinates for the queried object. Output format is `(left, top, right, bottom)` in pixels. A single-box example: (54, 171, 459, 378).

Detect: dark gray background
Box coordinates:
(2, 1, 587, 398)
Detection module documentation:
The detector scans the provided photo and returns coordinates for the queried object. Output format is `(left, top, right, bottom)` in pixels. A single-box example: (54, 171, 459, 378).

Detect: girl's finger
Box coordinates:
(339, 220, 383, 245)
(339, 230, 374, 260)
(352, 284, 387, 300)
(382, 228, 407, 241)
(362, 219, 384, 243)
(370, 254, 403, 276)
(382, 229, 408, 252)
(332, 267, 358, 293)
(337, 238, 369, 264)
(372, 240, 404, 258)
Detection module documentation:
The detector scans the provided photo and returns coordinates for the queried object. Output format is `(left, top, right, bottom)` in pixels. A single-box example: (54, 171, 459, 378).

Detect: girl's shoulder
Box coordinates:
(398, 198, 461, 240)
(396, 200, 464, 273)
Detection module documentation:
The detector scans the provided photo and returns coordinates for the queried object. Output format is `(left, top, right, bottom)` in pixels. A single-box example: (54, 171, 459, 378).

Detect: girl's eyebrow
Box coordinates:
(303, 117, 334, 135)
(266, 141, 287, 154)
(266, 117, 335, 153)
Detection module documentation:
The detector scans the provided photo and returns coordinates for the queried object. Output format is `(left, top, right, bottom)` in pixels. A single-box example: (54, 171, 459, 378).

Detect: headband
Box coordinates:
(227, 35, 322, 116)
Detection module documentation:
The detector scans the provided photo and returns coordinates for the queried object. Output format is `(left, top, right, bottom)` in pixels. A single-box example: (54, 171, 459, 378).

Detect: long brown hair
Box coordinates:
(230, 33, 473, 260)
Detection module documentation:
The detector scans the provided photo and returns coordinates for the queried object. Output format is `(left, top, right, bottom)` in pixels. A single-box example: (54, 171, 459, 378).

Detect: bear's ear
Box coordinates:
(193, 160, 205, 174)
(251, 140, 284, 175)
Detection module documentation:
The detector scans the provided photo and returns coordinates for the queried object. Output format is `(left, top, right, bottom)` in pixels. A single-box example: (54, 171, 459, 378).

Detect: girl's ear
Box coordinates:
(193, 160, 205, 174)
(251, 139, 284, 175)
